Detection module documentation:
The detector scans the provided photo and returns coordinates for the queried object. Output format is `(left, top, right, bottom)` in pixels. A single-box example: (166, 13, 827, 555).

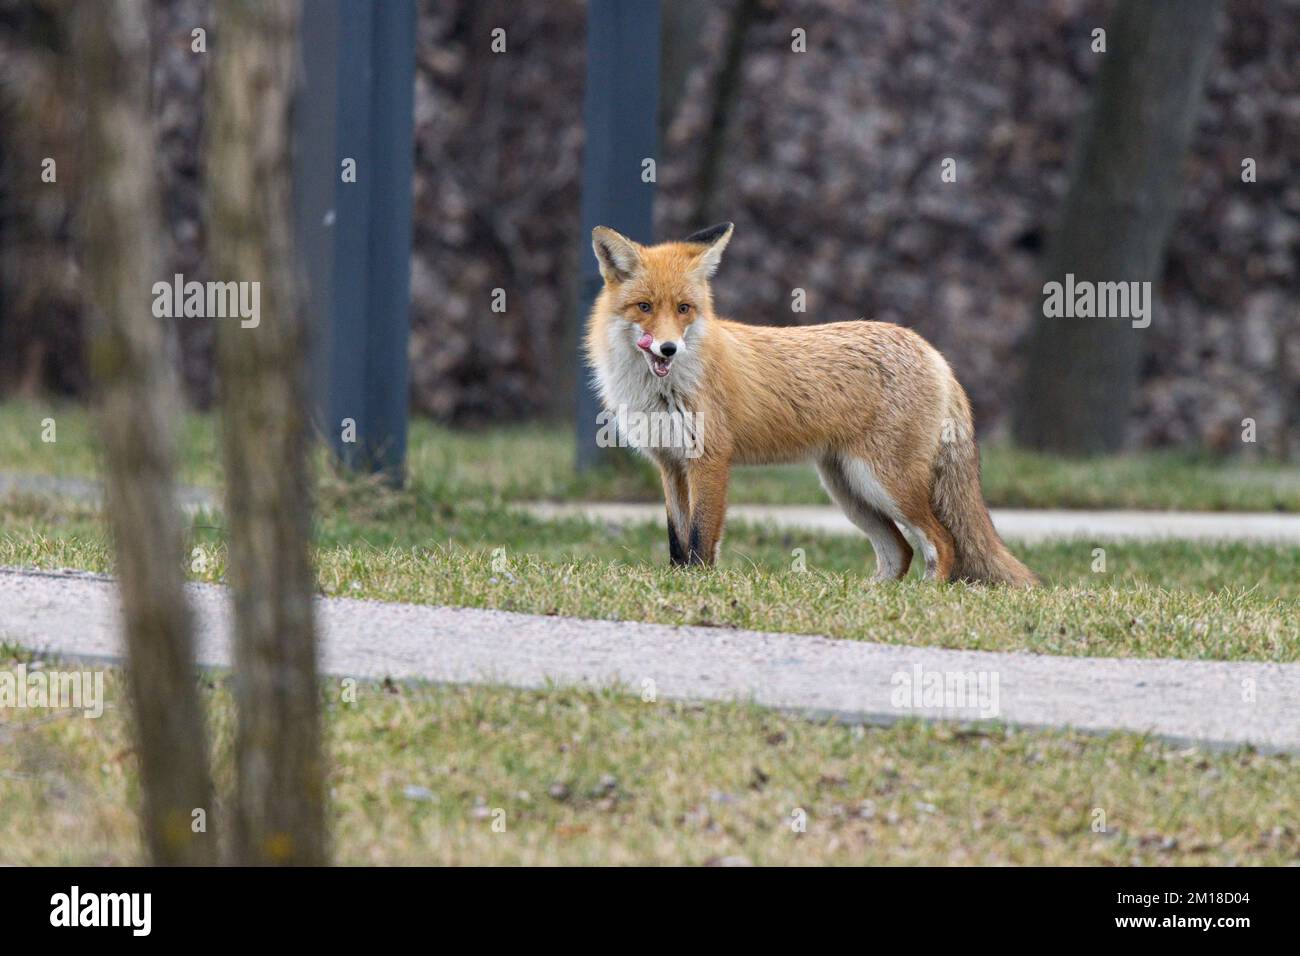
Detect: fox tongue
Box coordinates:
(637, 332, 653, 351)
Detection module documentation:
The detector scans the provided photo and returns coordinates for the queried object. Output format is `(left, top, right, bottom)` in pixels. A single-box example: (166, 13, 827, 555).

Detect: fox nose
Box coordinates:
(659, 341, 677, 357)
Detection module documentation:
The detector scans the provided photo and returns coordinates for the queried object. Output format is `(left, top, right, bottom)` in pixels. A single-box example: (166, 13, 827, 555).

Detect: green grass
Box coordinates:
(1, 657, 1295, 865)
(0, 399, 222, 488)
(2, 488, 1296, 662)
(3, 399, 1298, 511)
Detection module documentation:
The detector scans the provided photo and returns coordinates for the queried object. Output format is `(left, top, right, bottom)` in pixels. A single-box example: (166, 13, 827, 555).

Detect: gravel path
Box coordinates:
(525, 501, 1300, 543)
(3, 566, 1295, 752)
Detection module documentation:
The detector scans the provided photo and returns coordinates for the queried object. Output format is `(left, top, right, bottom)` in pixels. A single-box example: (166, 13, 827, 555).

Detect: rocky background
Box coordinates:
(1, 0, 1296, 455)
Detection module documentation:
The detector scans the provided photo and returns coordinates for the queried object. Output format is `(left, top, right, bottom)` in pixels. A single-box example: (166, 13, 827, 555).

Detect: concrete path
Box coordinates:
(525, 501, 1300, 544)
(2, 566, 1295, 753)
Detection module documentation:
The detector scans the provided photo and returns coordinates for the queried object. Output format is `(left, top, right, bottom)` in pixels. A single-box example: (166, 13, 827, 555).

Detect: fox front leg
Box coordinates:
(659, 462, 691, 566)
(684, 455, 731, 566)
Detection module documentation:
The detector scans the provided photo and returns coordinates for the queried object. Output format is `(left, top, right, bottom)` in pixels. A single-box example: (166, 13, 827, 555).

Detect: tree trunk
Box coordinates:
(207, 0, 327, 865)
(659, 0, 709, 146)
(1012, 0, 1222, 455)
(692, 0, 759, 227)
(75, 0, 216, 866)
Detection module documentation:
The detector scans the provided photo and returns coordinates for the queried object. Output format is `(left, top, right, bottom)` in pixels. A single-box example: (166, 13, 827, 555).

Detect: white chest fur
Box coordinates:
(593, 318, 707, 462)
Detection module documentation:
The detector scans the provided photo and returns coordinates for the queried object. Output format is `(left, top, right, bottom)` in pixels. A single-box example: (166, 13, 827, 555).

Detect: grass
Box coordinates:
(1, 655, 1295, 865)
(0, 399, 222, 488)
(3, 399, 1298, 511)
(2, 488, 1296, 662)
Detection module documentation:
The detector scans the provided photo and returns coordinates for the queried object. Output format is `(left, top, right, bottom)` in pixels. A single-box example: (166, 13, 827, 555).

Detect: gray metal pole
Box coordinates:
(295, 0, 415, 484)
(575, 0, 661, 471)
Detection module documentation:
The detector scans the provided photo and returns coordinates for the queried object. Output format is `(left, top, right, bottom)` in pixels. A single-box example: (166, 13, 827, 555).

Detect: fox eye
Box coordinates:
(637, 302, 652, 313)
(677, 303, 691, 314)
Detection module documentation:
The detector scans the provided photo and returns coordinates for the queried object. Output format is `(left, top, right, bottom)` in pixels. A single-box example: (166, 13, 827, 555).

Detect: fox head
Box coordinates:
(591, 222, 733, 379)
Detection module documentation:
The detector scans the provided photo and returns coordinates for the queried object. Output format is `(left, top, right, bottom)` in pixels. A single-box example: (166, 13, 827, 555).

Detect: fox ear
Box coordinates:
(683, 223, 733, 246)
(685, 222, 733, 279)
(592, 227, 643, 283)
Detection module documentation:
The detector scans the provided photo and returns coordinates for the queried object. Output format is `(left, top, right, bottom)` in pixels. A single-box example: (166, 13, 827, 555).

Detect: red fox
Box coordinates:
(584, 222, 1038, 586)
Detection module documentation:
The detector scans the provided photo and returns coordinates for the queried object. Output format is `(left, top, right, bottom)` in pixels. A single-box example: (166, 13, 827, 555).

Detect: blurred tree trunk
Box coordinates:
(692, 0, 759, 227)
(76, 0, 215, 866)
(208, 0, 327, 866)
(1012, 0, 1221, 454)
(659, 0, 708, 147)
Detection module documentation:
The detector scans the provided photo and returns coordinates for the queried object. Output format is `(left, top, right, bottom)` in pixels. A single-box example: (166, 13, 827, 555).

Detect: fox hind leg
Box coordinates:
(817, 455, 912, 581)
(895, 500, 956, 582)
(831, 452, 956, 583)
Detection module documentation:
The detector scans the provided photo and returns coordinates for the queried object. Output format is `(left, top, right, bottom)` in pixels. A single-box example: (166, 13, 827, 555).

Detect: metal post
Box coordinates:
(574, 0, 661, 471)
(295, 0, 415, 483)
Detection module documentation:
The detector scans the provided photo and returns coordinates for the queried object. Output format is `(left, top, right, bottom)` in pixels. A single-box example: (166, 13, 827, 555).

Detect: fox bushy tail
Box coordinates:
(931, 397, 1038, 587)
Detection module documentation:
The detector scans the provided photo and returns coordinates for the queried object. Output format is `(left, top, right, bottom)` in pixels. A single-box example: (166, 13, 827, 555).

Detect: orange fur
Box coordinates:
(585, 224, 1037, 585)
